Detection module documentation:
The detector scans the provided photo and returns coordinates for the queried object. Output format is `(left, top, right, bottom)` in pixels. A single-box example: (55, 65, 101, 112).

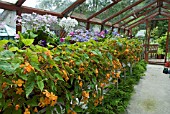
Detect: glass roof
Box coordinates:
(0, 0, 167, 28)
(73, 0, 113, 18)
(0, 0, 18, 4)
(95, 0, 155, 21)
(22, 0, 77, 13)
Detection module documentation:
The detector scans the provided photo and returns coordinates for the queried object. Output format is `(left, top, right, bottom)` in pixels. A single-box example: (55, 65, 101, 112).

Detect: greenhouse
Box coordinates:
(0, 0, 170, 114)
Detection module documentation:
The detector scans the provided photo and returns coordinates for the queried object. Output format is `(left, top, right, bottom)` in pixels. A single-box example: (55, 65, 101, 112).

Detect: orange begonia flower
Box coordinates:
(78, 76, 81, 80)
(94, 99, 99, 106)
(2, 82, 7, 89)
(79, 81, 83, 88)
(34, 107, 38, 113)
(24, 64, 35, 74)
(49, 92, 58, 101)
(20, 62, 35, 74)
(106, 73, 110, 79)
(116, 73, 120, 78)
(82, 91, 89, 98)
(45, 50, 53, 59)
(62, 70, 67, 76)
(79, 67, 85, 73)
(43, 90, 51, 98)
(20, 64, 25, 68)
(41, 90, 58, 107)
(15, 79, 24, 87)
(100, 83, 105, 88)
(24, 108, 30, 114)
(44, 97, 51, 105)
(16, 88, 24, 95)
(95, 69, 98, 74)
(15, 104, 20, 110)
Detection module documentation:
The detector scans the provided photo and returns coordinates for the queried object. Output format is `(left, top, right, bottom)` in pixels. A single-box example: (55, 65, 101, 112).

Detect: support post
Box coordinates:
(86, 22, 90, 30)
(16, 10, 22, 34)
(145, 19, 150, 62)
(111, 26, 114, 32)
(129, 29, 132, 38)
(165, 19, 170, 63)
(101, 24, 104, 31)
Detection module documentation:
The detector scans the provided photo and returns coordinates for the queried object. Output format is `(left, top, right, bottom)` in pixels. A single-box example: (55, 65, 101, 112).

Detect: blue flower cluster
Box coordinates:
(69, 29, 109, 42)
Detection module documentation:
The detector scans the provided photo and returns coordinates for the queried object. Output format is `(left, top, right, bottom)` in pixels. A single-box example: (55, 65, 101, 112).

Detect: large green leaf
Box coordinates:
(0, 40, 8, 46)
(9, 47, 19, 52)
(22, 39, 34, 46)
(37, 76, 44, 91)
(25, 81, 35, 98)
(54, 74, 64, 81)
(0, 61, 19, 73)
(29, 31, 38, 39)
(0, 50, 14, 60)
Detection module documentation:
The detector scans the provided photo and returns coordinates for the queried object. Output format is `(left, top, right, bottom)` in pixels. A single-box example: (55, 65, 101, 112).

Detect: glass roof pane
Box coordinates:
(95, 0, 156, 21)
(73, 0, 113, 18)
(0, 0, 18, 4)
(109, 0, 157, 25)
(22, 0, 77, 13)
(0, 9, 4, 15)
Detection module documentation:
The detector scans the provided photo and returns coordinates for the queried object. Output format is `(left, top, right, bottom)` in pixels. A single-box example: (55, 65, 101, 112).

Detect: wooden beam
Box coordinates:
(162, 0, 170, 4)
(162, 6, 170, 10)
(161, 11, 170, 18)
(112, 1, 157, 26)
(102, 0, 144, 24)
(87, 0, 121, 20)
(62, 0, 85, 16)
(128, 12, 159, 29)
(149, 18, 169, 21)
(0, 1, 63, 17)
(0, 1, 20, 11)
(120, 6, 158, 27)
(16, 0, 26, 7)
(21, 6, 63, 17)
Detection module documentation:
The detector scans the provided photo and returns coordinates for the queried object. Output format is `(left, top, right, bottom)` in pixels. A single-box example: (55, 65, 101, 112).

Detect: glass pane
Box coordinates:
(0, 9, 4, 15)
(73, 0, 113, 18)
(22, 0, 77, 13)
(0, 10, 16, 39)
(95, 0, 156, 21)
(163, 1, 170, 8)
(0, 0, 18, 4)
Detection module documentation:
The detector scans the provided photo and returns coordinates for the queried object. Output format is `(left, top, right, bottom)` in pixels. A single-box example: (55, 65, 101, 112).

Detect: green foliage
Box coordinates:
(0, 34, 143, 113)
(89, 60, 147, 114)
(157, 33, 167, 53)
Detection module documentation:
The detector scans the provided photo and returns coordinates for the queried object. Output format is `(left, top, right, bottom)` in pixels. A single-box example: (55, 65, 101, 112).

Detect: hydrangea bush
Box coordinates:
(67, 29, 110, 42)
(59, 17, 78, 33)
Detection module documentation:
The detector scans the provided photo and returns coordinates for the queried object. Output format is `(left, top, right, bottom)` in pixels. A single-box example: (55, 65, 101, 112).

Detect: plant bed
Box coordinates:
(0, 35, 143, 114)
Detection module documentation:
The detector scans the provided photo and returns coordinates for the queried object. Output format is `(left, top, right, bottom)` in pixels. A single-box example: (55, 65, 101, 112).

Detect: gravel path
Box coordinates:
(126, 64, 170, 114)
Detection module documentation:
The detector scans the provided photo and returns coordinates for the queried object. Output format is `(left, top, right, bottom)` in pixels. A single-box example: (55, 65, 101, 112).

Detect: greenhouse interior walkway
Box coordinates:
(126, 64, 170, 114)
